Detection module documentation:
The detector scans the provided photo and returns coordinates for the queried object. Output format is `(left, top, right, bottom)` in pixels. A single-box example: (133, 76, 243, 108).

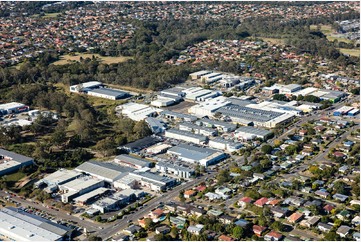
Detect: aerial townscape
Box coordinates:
(0, 1, 360, 242)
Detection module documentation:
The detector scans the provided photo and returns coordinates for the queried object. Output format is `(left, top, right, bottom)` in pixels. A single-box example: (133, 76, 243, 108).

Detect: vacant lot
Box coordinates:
(310, 25, 353, 44)
(338, 48, 360, 57)
(261, 37, 285, 45)
(52, 53, 132, 65)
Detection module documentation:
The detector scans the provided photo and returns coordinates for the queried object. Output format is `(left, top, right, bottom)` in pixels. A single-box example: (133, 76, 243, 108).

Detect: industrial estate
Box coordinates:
(0, 1, 359, 242)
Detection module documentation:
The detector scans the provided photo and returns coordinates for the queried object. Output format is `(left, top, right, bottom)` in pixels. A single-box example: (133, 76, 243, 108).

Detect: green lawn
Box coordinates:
(52, 53, 132, 65)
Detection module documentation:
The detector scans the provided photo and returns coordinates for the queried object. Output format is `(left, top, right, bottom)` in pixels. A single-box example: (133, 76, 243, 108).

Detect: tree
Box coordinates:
(179, 189, 185, 202)
(324, 232, 340, 241)
(271, 221, 284, 232)
(285, 145, 298, 155)
(261, 144, 273, 154)
(232, 226, 244, 240)
(143, 218, 153, 230)
(170, 227, 179, 239)
(95, 137, 117, 157)
(51, 128, 67, 147)
(133, 120, 152, 139)
(333, 181, 348, 195)
(88, 235, 102, 241)
(217, 169, 231, 185)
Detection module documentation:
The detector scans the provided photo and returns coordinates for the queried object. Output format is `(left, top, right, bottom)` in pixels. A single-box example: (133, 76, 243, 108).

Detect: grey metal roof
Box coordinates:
(168, 143, 218, 161)
(115, 154, 151, 167)
(121, 136, 161, 150)
(88, 88, 128, 97)
(217, 104, 283, 122)
(166, 129, 207, 140)
(0, 149, 33, 163)
(236, 126, 272, 137)
(179, 122, 215, 133)
(228, 98, 256, 106)
(211, 137, 241, 146)
(75, 161, 134, 181)
(161, 110, 197, 120)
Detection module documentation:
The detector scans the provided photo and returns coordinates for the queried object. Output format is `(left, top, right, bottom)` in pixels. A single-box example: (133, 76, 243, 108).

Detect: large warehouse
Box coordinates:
(189, 96, 231, 117)
(0, 149, 34, 176)
(208, 137, 243, 152)
(216, 104, 294, 128)
(167, 144, 227, 167)
(234, 126, 273, 140)
(34, 169, 81, 193)
(87, 88, 129, 100)
(117, 102, 162, 121)
(114, 154, 152, 169)
(0, 207, 73, 241)
(165, 129, 208, 145)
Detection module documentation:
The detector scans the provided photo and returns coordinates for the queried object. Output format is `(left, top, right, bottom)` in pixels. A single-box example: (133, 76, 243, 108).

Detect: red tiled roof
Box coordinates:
(218, 235, 235, 241)
(288, 212, 304, 223)
(266, 231, 283, 239)
(323, 204, 335, 212)
(239, 197, 253, 203)
(254, 197, 268, 207)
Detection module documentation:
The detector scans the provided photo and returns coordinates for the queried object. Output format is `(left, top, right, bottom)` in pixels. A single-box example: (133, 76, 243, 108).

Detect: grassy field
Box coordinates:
(338, 48, 360, 57)
(260, 37, 285, 45)
(43, 12, 60, 18)
(310, 24, 353, 44)
(52, 53, 132, 65)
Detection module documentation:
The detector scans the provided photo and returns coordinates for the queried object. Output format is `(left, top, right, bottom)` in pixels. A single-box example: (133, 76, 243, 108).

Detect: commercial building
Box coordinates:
(160, 87, 186, 97)
(189, 70, 212, 80)
(116, 102, 162, 121)
(167, 143, 226, 167)
(183, 87, 222, 101)
(34, 169, 81, 193)
(165, 129, 208, 145)
(69, 81, 103, 93)
(262, 86, 280, 95)
(151, 96, 177, 107)
(200, 72, 222, 83)
(333, 106, 354, 116)
(91, 189, 141, 213)
(235, 126, 273, 140)
(196, 119, 237, 133)
(0, 102, 29, 116)
(0, 207, 73, 241)
(247, 101, 302, 116)
(160, 110, 197, 122)
(75, 161, 134, 183)
(189, 96, 231, 117)
(178, 122, 217, 136)
(87, 88, 129, 100)
(59, 176, 105, 203)
(114, 154, 151, 169)
(216, 104, 294, 128)
(208, 137, 242, 152)
(348, 108, 359, 116)
(155, 161, 194, 179)
(279, 84, 303, 95)
(0, 149, 34, 176)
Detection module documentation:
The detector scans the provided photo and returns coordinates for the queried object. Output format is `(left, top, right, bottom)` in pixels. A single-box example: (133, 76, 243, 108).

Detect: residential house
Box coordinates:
(254, 197, 268, 207)
(165, 202, 177, 212)
(253, 225, 267, 237)
(323, 204, 335, 214)
(299, 129, 308, 136)
(288, 212, 304, 224)
(267, 199, 280, 207)
(353, 232, 360, 240)
(238, 197, 253, 208)
(337, 210, 352, 221)
(234, 219, 250, 228)
(149, 208, 164, 220)
(215, 187, 232, 199)
(337, 225, 351, 238)
(218, 235, 235, 241)
(190, 206, 206, 217)
(205, 192, 222, 201)
(156, 225, 170, 235)
(300, 216, 320, 228)
(315, 189, 330, 198)
(187, 224, 204, 235)
(184, 189, 197, 199)
(207, 209, 224, 217)
(219, 214, 235, 225)
(352, 216, 360, 226)
(264, 231, 283, 241)
(333, 193, 349, 202)
(317, 222, 333, 233)
(195, 185, 207, 192)
(271, 206, 288, 218)
(123, 225, 141, 235)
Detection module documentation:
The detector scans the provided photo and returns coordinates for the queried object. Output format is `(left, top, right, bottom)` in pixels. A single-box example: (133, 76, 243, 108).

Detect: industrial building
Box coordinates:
(119, 136, 162, 153)
(75, 160, 134, 183)
(178, 122, 217, 136)
(183, 87, 222, 101)
(0, 149, 34, 176)
(146, 143, 172, 155)
(87, 88, 129, 100)
(114, 154, 152, 169)
(333, 106, 355, 116)
(235, 126, 273, 140)
(196, 119, 237, 133)
(167, 144, 227, 167)
(34, 169, 81, 193)
(69, 81, 103, 93)
(160, 110, 197, 122)
(189, 70, 212, 80)
(145, 117, 167, 134)
(216, 104, 294, 128)
(165, 129, 208, 145)
(348, 108, 359, 116)
(59, 176, 105, 203)
(155, 161, 195, 179)
(0, 207, 73, 241)
(74, 187, 110, 205)
(151, 96, 177, 107)
(279, 84, 303, 95)
(117, 102, 162, 121)
(247, 101, 302, 116)
(208, 137, 243, 152)
(0, 102, 29, 116)
(160, 87, 186, 97)
(189, 96, 231, 117)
